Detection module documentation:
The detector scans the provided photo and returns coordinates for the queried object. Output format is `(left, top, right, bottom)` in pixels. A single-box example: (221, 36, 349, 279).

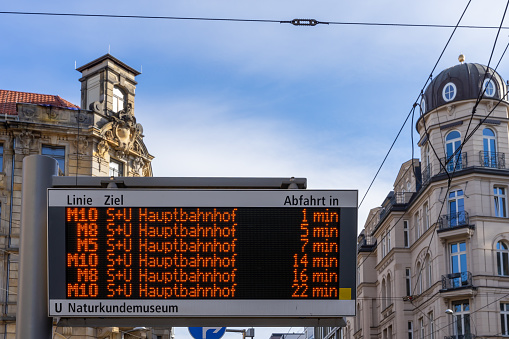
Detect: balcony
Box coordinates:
(379, 192, 413, 221)
(438, 211, 470, 230)
(439, 153, 468, 173)
(479, 151, 505, 169)
(441, 271, 473, 290)
(444, 334, 475, 339)
(357, 236, 376, 252)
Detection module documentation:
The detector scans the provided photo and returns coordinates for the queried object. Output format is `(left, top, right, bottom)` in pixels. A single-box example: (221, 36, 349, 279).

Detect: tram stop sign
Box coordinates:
(189, 327, 227, 339)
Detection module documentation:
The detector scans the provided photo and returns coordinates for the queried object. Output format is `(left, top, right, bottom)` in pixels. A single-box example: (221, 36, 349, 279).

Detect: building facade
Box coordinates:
(0, 54, 170, 338)
(338, 57, 509, 339)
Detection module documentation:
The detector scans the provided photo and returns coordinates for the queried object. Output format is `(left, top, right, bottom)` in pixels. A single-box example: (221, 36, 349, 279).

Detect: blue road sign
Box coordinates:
(189, 327, 227, 339)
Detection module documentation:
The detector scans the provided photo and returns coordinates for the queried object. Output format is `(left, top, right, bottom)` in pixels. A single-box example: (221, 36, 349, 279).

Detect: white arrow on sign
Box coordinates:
(202, 327, 222, 339)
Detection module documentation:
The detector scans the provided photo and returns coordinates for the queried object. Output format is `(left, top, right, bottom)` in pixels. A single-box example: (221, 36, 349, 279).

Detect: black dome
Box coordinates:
(422, 62, 507, 114)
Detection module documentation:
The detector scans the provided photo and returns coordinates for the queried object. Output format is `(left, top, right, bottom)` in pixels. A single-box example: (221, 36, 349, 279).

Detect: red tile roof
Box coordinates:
(0, 89, 80, 115)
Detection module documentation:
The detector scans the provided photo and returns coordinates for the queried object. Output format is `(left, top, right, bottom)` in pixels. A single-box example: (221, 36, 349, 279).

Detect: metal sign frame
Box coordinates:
(48, 187, 357, 326)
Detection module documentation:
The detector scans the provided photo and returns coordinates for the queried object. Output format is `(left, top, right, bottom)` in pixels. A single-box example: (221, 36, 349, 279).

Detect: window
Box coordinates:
(408, 321, 413, 339)
(416, 262, 422, 294)
(425, 255, 432, 289)
(415, 211, 421, 239)
(356, 303, 361, 330)
(0, 144, 3, 171)
(109, 159, 123, 177)
(404, 220, 410, 248)
(501, 303, 509, 336)
(445, 131, 462, 172)
(419, 318, 424, 339)
(381, 278, 387, 310)
(421, 97, 426, 114)
(452, 301, 471, 338)
(382, 232, 386, 257)
(483, 78, 495, 97)
(450, 241, 468, 287)
(423, 146, 431, 184)
(112, 86, 125, 113)
(482, 128, 498, 168)
(428, 312, 434, 339)
(405, 268, 412, 296)
(497, 241, 509, 276)
(494, 187, 507, 217)
(42, 145, 65, 174)
(423, 203, 430, 230)
(386, 273, 392, 305)
(387, 229, 391, 252)
(443, 82, 457, 101)
(448, 190, 465, 227)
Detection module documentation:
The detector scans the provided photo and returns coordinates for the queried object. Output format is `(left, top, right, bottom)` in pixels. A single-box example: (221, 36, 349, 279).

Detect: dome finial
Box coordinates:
(459, 54, 465, 64)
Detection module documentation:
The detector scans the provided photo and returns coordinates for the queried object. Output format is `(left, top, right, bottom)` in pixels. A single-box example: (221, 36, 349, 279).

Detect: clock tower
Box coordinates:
(77, 54, 141, 116)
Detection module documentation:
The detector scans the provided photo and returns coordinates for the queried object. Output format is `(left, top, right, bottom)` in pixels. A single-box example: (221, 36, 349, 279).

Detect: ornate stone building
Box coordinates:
(0, 54, 172, 338)
(314, 56, 509, 339)
(341, 57, 509, 339)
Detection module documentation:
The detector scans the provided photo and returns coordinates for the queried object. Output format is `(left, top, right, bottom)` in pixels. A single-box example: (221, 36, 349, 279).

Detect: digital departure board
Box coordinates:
(48, 189, 357, 319)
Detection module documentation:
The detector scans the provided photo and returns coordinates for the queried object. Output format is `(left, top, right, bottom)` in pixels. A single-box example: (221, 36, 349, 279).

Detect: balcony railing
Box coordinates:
(441, 271, 473, 290)
(439, 153, 468, 173)
(479, 151, 505, 169)
(379, 192, 413, 221)
(438, 211, 469, 230)
(357, 236, 376, 252)
(444, 333, 475, 339)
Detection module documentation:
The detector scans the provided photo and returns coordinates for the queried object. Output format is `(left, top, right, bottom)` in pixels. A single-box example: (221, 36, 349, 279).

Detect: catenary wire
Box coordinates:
(358, 24, 509, 339)
(1, 10, 509, 30)
(358, 0, 472, 208)
(356, 0, 473, 273)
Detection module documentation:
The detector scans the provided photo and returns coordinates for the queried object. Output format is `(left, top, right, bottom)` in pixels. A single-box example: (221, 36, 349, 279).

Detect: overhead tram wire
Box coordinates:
(408, 86, 509, 339)
(359, 0, 472, 209)
(1, 10, 509, 30)
(411, 2, 509, 302)
(355, 0, 472, 285)
(409, 31, 509, 327)
(463, 0, 509, 156)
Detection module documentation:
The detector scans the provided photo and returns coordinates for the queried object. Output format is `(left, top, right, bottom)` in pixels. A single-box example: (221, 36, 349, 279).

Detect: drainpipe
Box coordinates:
(4, 136, 15, 339)
(8, 138, 15, 248)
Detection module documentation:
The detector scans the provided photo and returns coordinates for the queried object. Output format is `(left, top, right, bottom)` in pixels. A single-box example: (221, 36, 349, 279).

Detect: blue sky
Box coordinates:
(1, 0, 509, 337)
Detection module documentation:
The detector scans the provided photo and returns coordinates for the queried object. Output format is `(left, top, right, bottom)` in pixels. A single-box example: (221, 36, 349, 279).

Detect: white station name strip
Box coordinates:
(49, 299, 355, 317)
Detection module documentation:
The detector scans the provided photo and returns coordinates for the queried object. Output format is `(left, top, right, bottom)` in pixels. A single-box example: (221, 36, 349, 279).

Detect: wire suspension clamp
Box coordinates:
(280, 19, 326, 26)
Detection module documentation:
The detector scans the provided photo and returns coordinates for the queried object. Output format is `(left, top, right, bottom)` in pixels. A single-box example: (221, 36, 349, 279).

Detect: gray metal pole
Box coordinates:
(16, 155, 58, 339)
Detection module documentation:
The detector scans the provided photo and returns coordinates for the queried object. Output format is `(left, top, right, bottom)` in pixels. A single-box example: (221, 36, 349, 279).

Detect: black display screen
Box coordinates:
(65, 207, 341, 300)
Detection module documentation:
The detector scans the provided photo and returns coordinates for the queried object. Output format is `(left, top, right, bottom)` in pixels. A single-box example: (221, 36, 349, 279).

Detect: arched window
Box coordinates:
(423, 146, 431, 183)
(423, 202, 430, 230)
(386, 273, 392, 305)
(112, 86, 125, 113)
(497, 241, 509, 276)
(445, 131, 462, 172)
(425, 255, 432, 289)
(381, 278, 387, 310)
(415, 211, 421, 239)
(482, 128, 498, 168)
(443, 82, 457, 101)
(483, 78, 495, 97)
